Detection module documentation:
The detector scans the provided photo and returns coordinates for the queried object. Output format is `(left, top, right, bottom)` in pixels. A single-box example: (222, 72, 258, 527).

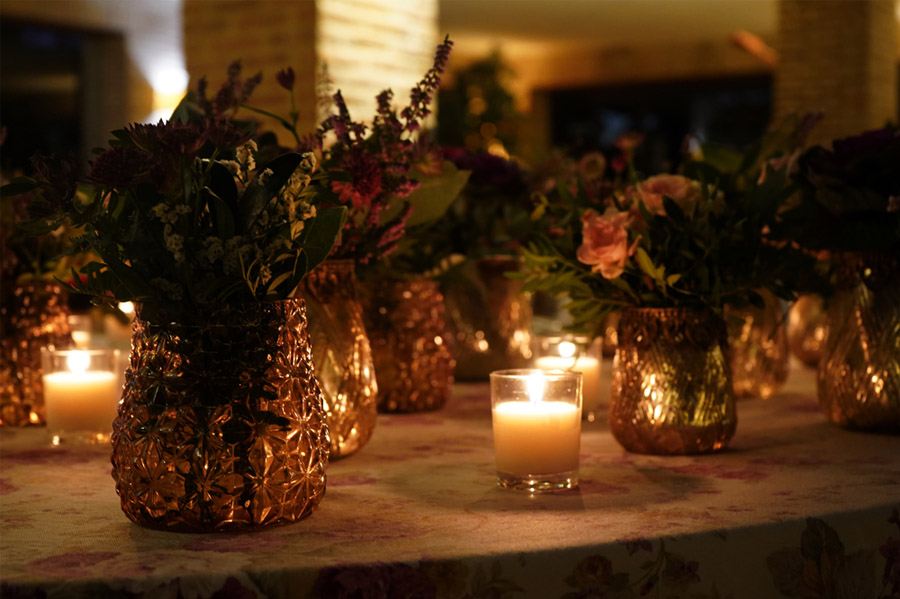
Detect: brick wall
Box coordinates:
(318, 0, 438, 122)
(183, 0, 318, 137)
(183, 0, 439, 142)
(775, 0, 898, 145)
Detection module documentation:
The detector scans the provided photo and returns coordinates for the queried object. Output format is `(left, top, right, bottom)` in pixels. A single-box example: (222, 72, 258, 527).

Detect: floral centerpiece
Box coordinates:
(3, 64, 346, 531)
(1, 167, 83, 426)
(776, 125, 900, 431)
(520, 120, 812, 454)
(250, 37, 468, 420)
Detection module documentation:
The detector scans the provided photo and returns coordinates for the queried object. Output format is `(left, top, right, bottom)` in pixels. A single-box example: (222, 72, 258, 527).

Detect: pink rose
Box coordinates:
(576, 209, 635, 280)
(637, 174, 700, 215)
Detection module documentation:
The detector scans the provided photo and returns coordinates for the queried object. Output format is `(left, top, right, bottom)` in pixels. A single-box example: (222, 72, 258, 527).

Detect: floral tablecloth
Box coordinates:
(1, 363, 898, 599)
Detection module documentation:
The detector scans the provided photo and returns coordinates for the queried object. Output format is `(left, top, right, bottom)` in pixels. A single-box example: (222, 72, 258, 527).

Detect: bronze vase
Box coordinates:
(365, 277, 455, 413)
(787, 294, 828, 368)
(302, 260, 378, 458)
(0, 281, 71, 426)
(443, 256, 533, 380)
(727, 290, 790, 400)
(610, 308, 737, 455)
(817, 255, 900, 432)
(111, 299, 330, 532)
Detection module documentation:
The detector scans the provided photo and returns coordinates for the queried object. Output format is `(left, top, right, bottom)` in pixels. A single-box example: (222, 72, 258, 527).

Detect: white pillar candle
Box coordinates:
(534, 354, 602, 416)
(43, 351, 120, 434)
(492, 372, 581, 477)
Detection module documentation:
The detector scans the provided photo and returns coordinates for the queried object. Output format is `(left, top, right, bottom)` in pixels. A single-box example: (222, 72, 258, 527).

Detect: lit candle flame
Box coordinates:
(526, 371, 545, 403)
(557, 341, 577, 359)
(118, 301, 135, 316)
(66, 350, 91, 374)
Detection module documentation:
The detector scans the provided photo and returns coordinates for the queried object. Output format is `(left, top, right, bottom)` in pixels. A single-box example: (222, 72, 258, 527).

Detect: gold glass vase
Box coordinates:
(111, 299, 330, 532)
(365, 278, 455, 413)
(0, 281, 71, 426)
(443, 256, 533, 380)
(818, 255, 900, 432)
(727, 290, 789, 400)
(787, 294, 828, 368)
(301, 260, 377, 458)
(610, 308, 736, 455)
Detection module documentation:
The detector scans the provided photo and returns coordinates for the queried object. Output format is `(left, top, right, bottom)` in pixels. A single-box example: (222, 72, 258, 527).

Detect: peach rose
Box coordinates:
(637, 174, 700, 215)
(576, 208, 635, 280)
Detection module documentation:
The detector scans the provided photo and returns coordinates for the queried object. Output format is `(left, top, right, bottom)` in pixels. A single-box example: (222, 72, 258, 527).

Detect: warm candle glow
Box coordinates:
(66, 350, 91, 374)
(526, 371, 545, 403)
(557, 340, 577, 359)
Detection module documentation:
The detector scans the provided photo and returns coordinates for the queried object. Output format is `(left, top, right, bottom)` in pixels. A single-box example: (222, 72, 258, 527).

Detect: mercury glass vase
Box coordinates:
(727, 291, 789, 400)
(365, 277, 455, 413)
(787, 294, 828, 368)
(610, 308, 736, 455)
(443, 256, 533, 380)
(111, 299, 330, 532)
(302, 260, 378, 458)
(0, 281, 72, 427)
(818, 255, 900, 432)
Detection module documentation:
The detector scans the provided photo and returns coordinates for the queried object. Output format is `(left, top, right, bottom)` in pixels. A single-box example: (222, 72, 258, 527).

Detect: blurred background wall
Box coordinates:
(1, 0, 898, 172)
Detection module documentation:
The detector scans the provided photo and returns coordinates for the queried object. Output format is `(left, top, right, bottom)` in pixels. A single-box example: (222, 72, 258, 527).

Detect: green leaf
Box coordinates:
(299, 205, 347, 273)
(635, 247, 661, 282)
(0, 178, 39, 198)
(384, 161, 470, 227)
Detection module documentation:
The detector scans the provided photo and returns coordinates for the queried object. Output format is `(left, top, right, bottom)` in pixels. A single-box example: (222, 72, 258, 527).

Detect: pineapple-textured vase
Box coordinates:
(111, 299, 330, 532)
(727, 290, 789, 400)
(610, 308, 737, 455)
(365, 278, 455, 413)
(0, 281, 71, 426)
(787, 294, 828, 368)
(302, 260, 378, 458)
(818, 255, 900, 432)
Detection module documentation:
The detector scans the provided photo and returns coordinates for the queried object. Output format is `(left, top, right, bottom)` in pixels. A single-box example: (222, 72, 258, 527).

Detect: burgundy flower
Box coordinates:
(89, 146, 149, 188)
(276, 67, 295, 91)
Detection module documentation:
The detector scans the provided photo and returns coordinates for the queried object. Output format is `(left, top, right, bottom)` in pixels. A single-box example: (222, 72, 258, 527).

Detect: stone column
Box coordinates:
(775, 0, 898, 145)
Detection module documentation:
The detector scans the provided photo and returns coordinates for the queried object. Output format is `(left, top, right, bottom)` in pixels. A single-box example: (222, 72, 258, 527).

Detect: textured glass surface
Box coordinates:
(610, 308, 736, 455)
(303, 261, 377, 458)
(787, 295, 828, 368)
(728, 291, 789, 400)
(366, 278, 455, 413)
(0, 283, 71, 426)
(443, 257, 533, 381)
(818, 257, 899, 432)
(111, 299, 329, 532)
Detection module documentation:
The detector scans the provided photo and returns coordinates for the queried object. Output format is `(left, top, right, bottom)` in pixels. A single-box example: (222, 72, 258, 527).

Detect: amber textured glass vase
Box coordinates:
(727, 291, 789, 400)
(443, 256, 532, 380)
(0, 282, 71, 426)
(302, 260, 377, 458)
(818, 255, 900, 432)
(787, 295, 828, 368)
(610, 308, 736, 455)
(366, 278, 455, 413)
(111, 299, 329, 532)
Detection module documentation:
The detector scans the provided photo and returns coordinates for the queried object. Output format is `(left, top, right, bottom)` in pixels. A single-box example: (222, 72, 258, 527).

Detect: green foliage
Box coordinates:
(519, 117, 822, 336)
(2, 64, 346, 324)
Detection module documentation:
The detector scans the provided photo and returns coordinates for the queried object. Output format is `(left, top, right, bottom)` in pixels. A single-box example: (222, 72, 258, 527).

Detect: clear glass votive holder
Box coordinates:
(67, 314, 94, 348)
(490, 369, 582, 492)
(533, 335, 603, 421)
(41, 348, 123, 444)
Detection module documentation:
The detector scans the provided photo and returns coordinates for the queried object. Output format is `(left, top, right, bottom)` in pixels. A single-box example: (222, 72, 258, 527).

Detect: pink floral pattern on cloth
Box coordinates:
(1, 365, 898, 598)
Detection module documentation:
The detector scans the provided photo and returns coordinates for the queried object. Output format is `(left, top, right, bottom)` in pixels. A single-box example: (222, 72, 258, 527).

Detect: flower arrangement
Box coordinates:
(775, 125, 900, 256)
(253, 36, 466, 273)
(2, 64, 346, 324)
(520, 117, 818, 336)
(1, 156, 83, 287)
